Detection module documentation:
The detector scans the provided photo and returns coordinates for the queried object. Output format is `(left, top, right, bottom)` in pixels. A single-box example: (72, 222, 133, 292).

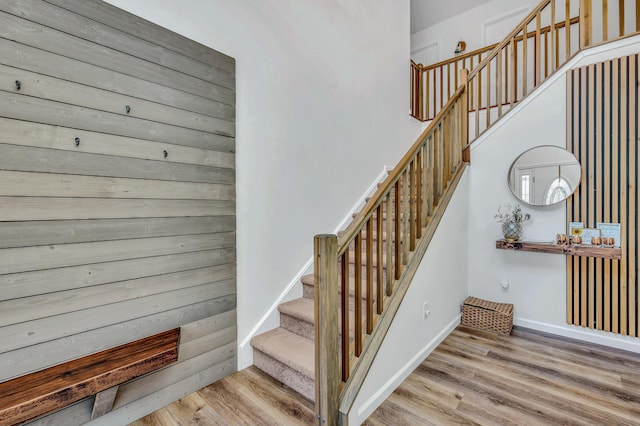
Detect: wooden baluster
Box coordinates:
(416, 149, 423, 239)
(566, 0, 571, 59)
(409, 160, 417, 251)
(603, 0, 609, 42)
(522, 23, 528, 96)
(460, 69, 469, 163)
(497, 49, 503, 117)
(447, 63, 451, 100)
(354, 233, 363, 357)
(454, 61, 459, 90)
(394, 181, 401, 280)
(385, 192, 394, 295)
(425, 69, 430, 120)
(551, 0, 556, 73)
(432, 69, 437, 119)
(580, 0, 592, 49)
(475, 72, 480, 138)
(510, 37, 517, 104)
(341, 249, 350, 380)
(635, 0, 640, 33)
(314, 234, 339, 426)
(619, 0, 626, 37)
(438, 66, 443, 111)
(421, 144, 429, 224)
(411, 64, 416, 118)
(535, 12, 541, 86)
(486, 61, 491, 129)
(402, 170, 410, 264)
(376, 203, 384, 315)
(366, 219, 374, 334)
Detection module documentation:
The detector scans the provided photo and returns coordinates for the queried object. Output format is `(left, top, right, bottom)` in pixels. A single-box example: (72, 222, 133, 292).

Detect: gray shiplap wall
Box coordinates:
(0, 0, 236, 424)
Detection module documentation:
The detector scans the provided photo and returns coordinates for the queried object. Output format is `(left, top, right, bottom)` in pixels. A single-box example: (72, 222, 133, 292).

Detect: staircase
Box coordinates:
(250, 198, 388, 401)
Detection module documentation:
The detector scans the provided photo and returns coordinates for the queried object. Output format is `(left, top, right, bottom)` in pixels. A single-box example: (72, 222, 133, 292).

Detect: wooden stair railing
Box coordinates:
(412, 0, 640, 140)
(314, 71, 469, 426)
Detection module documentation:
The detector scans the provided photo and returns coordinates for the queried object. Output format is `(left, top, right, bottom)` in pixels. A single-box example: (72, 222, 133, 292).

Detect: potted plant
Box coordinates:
(495, 204, 530, 242)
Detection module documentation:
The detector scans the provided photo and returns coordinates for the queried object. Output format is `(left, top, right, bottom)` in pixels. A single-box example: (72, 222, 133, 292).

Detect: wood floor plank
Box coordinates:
(132, 326, 640, 425)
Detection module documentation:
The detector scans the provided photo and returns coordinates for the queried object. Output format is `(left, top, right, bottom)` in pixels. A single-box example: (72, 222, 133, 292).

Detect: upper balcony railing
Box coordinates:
(411, 0, 640, 142)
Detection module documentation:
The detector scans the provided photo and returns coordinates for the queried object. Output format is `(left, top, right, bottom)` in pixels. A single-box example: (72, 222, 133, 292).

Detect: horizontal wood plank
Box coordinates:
(178, 326, 236, 362)
(0, 144, 235, 184)
(1, 92, 234, 149)
(0, 328, 180, 426)
(0, 264, 236, 327)
(0, 197, 235, 221)
(0, 301, 236, 382)
(0, 38, 233, 120)
(0, 280, 235, 354)
(113, 342, 237, 410)
(180, 310, 237, 345)
(1, 248, 235, 301)
(0, 11, 235, 104)
(43, 0, 235, 74)
(0, 232, 235, 275)
(0, 118, 234, 168)
(0, 170, 235, 200)
(0, 0, 234, 90)
(0, 216, 235, 249)
(0, 65, 233, 135)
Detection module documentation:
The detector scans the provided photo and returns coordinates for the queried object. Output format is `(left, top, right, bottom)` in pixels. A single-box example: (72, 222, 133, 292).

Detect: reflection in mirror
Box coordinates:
(508, 145, 581, 206)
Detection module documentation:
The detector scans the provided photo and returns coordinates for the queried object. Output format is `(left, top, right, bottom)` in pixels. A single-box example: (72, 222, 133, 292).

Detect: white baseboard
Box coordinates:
(237, 166, 392, 369)
(515, 317, 640, 354)
(354, 314, 461, 421)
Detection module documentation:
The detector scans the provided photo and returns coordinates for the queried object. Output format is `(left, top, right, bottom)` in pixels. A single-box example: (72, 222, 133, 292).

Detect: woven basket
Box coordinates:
(461, 296, 513, 335)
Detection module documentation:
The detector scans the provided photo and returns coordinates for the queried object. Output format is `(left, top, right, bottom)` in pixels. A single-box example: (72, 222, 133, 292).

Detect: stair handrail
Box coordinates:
(314, 71, 469, 425)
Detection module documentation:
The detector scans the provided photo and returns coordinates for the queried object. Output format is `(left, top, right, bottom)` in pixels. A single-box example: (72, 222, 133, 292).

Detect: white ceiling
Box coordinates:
(411, 0, 493, 34)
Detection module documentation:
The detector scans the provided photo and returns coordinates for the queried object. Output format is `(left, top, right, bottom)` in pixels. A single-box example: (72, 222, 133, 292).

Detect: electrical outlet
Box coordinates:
(501, 280, 510, 291)
(423, 301, 431, 319)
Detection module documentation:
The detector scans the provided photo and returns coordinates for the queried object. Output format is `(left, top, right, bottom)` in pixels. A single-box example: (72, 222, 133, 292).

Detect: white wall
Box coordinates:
(411, 0, 534, 63)
(349, 169, 470, 425)
(104, 0, 421, 368)
(467, 35, 640, 354)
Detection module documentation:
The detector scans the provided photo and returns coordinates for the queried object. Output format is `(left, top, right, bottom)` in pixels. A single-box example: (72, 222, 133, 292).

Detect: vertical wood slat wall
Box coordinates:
(566, 53, 638, 336)
(0, 0, 237, 424)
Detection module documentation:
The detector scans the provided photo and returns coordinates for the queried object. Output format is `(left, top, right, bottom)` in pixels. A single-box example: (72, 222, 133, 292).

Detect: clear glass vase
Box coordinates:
(502, 221, 522, 242)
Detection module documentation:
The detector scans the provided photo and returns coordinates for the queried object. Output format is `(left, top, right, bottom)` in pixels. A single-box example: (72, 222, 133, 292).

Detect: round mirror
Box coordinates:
(508, 145, 581, 206)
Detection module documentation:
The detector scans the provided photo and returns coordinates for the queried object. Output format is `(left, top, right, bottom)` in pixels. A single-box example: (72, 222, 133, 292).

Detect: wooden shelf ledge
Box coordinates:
(496, 240, 622, 260)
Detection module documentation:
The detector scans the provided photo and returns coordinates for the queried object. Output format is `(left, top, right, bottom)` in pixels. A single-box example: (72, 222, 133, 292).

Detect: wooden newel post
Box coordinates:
(314, 234, 340, 426)
(579, 0, 592, 49)
(459, 69, 471, 163)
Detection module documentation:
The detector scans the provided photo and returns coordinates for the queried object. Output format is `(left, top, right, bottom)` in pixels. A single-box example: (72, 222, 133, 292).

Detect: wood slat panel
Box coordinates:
(0, 2, 237, 419)
(0, 11, 235, 104)
(0, 216, 235, 249)
(567, 53, 638, 337)
(0, 65, 233, 135)
(0, 118, 234, 169)
(0, 280, 236, 355)
(0, 232, 235, 275)
(0, 170, 235, 200)
(0, 144, 234, 184)
(0, 297, 235, 382)
(0, 92, 233, 150)
(43, 0, 235, 74)
(0, 38, 233, 120)
(0, 0, 234, 90)
(1, 248, 236, 301)
(0, 197, 235, 221)
(0, 264, 236, 328)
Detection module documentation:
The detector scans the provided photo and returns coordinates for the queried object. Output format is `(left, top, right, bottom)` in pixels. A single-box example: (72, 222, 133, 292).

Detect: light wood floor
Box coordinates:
(131, 325, 640, 425)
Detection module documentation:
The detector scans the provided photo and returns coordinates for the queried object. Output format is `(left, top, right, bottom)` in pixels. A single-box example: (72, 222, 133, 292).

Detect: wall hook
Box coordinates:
(163, 150, 168, 158)
(15, 80, 21, 90)
(75, 137, 80, 146)
(125, 105, 131, 114)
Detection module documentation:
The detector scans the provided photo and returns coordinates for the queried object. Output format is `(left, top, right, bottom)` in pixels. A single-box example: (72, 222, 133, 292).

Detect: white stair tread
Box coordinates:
(251, 328, 314, 379)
